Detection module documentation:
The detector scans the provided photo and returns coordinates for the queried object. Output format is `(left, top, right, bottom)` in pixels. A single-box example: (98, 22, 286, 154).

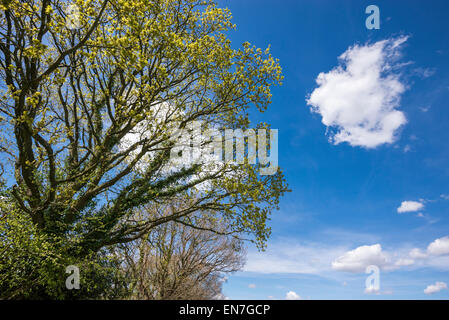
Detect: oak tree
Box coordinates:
(0, 0, 288, 297)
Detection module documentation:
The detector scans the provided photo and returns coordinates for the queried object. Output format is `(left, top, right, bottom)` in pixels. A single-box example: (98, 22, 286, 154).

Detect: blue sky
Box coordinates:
(217, 0, 449, 299)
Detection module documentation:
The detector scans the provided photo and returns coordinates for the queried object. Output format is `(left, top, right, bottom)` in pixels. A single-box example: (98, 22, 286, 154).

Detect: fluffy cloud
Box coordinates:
(330, 237, 449, 274)
(424, 282, 447, 295)
(397, 200, 424, 213)
(427, 236, 449, 256)
(285, 291, 301, 300)
(331, 244, 392, 273)
(307, 37, 408, 148)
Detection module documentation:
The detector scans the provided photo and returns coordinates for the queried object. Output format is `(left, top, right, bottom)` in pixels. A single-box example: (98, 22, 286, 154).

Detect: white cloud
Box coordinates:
(424, 282, 447, 295)
(397, 200, 424, 213)
(285, 291, 301, 300)
(331, 244, 392, 273)
(427, 236, 449, 256)
(248, 283, 256, 289)
(306, 36, 408, 148)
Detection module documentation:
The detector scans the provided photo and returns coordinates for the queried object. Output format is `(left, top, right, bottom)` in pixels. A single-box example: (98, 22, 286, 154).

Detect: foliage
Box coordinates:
(0, 196, 129, 299)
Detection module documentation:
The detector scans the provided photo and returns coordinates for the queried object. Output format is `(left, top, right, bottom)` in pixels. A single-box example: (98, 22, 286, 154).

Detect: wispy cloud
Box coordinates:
(412, 67, 436, 79)
(244, 239, 348, 274)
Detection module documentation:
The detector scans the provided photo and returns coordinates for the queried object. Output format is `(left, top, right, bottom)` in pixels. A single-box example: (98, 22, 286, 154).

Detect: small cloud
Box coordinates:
(424, 282, 447, 295)
(285, 291, 301, 300)
(248, 283, 256, 289)
(419, 105, 431, 112)
(397, 200, 424, 213)
(440, 194, 449, 200)
(403, 145, 411, 153)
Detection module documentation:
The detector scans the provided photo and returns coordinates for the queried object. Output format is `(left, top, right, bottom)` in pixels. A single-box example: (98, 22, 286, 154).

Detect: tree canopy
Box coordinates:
(0, 0, 288, 298)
